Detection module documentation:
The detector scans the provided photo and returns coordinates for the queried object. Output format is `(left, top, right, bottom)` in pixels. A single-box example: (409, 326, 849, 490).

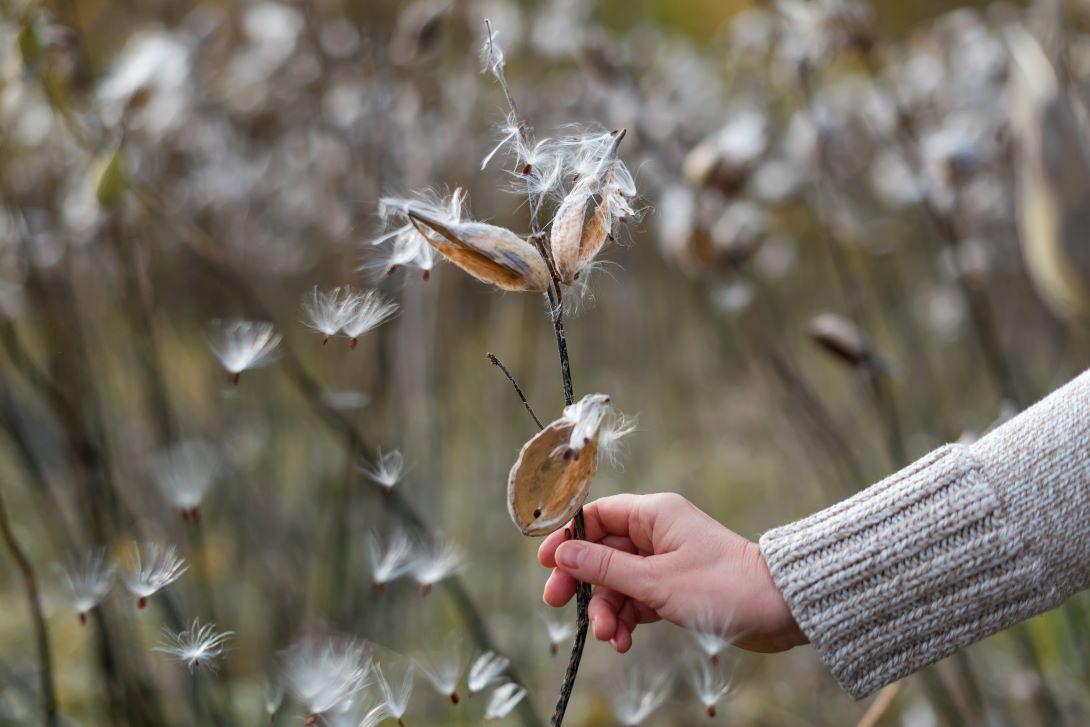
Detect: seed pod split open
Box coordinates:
(507, 420, 599, 537)
(549, 129, 629, 285)
(407, 209, 551, 293)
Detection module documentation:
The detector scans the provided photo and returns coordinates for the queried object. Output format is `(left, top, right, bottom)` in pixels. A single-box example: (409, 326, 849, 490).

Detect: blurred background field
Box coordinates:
(2, 0, 1090, 725)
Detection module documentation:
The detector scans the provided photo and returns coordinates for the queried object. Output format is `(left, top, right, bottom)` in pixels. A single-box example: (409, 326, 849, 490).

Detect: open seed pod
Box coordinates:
(549, 130, 629, 285)
(809, 313, 871, 368)
(407, 209, 551, 293)
(507, 419, 599, 536)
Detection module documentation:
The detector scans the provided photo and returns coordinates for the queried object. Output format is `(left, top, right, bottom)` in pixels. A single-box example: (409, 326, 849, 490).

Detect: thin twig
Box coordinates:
(0, 484, 58, 726)
(487, 353, 544, 429)
(856, 680, 903, 727)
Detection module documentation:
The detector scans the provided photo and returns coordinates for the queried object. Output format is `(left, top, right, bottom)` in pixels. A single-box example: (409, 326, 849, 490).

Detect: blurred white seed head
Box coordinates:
(417, 640, 465, 704)
(283, 637, 372, 723)
(122, 542, 187, 608)
(687, 657, 733, 718)
(374, 661, 414, 719)
(320, 698, 387, 727)
(342, 289, 398, 342)
(613, 668, 672, 726)
(686, 608, 734, 665)
(540, 611, 575, 656)
(153, 618, 233, 672)
(360, 449, 406, 493)
(468, 651, 510, 694)
(61, 549, 115, 623)
(264, 678, 284, 720)
(149, 440, 220, 517)
(410, 538, 464, 595)
(302, 286, 359, 341)
(208, 319, 282, 380)
(367, 529, 419, 589)
(484, 682, 527, 721)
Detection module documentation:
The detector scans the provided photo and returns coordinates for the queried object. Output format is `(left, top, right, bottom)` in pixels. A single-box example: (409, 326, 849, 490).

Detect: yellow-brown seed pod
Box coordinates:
(507, 420, 599, 537)
(407, 210, 551, 293)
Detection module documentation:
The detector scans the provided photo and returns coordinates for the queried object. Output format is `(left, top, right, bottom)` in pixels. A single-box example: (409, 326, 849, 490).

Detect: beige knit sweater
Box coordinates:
(759, 368, 1090, 699)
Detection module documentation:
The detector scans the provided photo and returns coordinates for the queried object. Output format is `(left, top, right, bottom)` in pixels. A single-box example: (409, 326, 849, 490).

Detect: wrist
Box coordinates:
(751, 542, 808, 650)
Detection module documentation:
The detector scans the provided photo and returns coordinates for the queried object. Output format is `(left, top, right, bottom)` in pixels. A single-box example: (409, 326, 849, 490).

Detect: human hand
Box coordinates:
(538, 493, 807, 654)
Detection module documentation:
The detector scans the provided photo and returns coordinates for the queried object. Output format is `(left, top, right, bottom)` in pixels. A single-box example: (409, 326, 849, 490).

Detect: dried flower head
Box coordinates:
(61, 549, 115, 624)
(359, 449, 406, 494)
(468, 651, 510, 695)
(368, 529, 419, 591)
(122, 542, 187, 609)
(208, 319, 282, 384)
(283, 637, 372, 724)
(484, 682, 527, 721)
(153, 618, 233, 672)
(410, 538, 463, 596)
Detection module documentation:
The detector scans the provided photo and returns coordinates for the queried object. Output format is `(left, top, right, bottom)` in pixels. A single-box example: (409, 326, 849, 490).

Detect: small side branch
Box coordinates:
(487, 353, 544, 430)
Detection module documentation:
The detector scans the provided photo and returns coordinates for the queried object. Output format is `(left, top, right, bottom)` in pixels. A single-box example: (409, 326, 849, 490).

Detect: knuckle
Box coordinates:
(654, 492, 689, 509)
(596, 547, 616, 583)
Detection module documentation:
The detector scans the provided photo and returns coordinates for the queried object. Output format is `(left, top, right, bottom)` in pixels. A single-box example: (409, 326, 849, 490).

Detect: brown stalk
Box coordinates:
(0, 483, 58, 726)
(482, 23, 588, 723)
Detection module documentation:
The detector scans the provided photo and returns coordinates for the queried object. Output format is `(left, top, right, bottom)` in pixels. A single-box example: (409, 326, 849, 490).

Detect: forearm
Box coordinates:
(759, 368, 1090, 698)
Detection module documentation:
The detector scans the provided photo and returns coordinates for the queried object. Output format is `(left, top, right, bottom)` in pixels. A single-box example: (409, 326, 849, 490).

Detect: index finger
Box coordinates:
(537, 494, 649, 566)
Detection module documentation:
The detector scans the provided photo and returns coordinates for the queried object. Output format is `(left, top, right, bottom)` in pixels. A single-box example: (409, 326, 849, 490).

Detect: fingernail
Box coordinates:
(556, 543, 587, 569)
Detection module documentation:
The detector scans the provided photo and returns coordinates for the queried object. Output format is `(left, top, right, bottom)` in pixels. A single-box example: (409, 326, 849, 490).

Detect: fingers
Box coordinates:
(539, 529, 638, 567)
(612, 598, 637, 652)
(543, 537, 638, 606)
(543, 568, 578, 607)
(588, 586, 625, 641)
(553, 540, 654, 603)
(538, 493, 652, 567)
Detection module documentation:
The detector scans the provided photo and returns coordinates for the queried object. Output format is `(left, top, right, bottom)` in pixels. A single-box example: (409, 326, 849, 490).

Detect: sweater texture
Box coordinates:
(759, 368, 1090, 698)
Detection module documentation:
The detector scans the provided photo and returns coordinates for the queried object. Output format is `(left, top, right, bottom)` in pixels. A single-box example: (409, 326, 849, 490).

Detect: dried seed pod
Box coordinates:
(1008, 29, 1090, 319)
(550, 182, 596, 284)
(549, 130, 629, 284)
(507, 420, 599, 537)
(809, 313, 871, 367)
(407, 210, 551, 293)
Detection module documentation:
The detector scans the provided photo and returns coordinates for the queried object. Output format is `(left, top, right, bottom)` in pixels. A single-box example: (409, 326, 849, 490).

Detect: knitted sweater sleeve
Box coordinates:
(758, 368, 1090, 699)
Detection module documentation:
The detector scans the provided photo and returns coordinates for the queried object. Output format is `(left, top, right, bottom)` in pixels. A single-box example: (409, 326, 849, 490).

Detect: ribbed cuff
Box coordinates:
(759, 444, 1037, 699)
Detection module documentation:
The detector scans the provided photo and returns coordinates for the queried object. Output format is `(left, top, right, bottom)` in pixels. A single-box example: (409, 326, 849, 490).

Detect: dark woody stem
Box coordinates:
(484, 24, 590, 724)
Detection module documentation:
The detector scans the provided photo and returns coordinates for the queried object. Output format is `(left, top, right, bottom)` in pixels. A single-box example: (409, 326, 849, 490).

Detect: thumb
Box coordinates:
(555, 541, 653, 601)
